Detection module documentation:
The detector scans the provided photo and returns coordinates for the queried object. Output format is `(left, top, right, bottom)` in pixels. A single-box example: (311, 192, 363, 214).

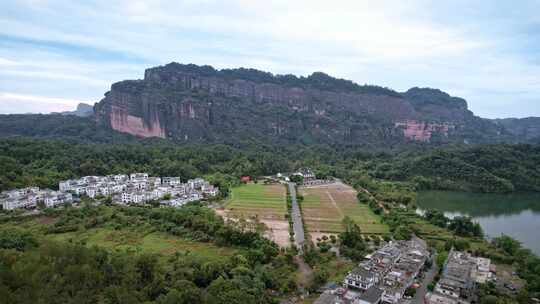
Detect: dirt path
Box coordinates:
(325, 190, 344, 218)
(294, 256, 313, 291)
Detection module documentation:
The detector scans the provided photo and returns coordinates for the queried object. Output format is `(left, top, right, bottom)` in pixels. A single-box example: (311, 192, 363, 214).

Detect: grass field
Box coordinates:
(223, 183, 290, 247)
(226, 183, 287, 220)
(299, 182, 389, 237)
(46, 228, 236, 260)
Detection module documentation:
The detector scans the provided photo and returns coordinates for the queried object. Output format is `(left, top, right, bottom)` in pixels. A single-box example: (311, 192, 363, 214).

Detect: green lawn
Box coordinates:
(225, 183, 287, 219)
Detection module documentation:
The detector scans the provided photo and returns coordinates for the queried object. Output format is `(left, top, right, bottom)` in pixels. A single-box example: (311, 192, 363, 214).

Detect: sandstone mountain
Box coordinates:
(93, 62, 529, 146)
(1, 62, 538, 146)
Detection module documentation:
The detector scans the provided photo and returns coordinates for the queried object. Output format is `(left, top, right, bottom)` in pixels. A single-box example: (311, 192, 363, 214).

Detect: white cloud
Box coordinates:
(0, 0, 538, 117)
(0, 92, 93, 114)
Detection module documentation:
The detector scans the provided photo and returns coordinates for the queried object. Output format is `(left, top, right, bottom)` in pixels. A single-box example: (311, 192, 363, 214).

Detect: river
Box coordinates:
(416, 191, 540, 255)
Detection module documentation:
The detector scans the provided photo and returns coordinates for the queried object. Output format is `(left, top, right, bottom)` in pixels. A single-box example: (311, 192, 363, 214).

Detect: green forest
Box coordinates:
(0, 203, 297, 304)
(1, 138, 539, 194)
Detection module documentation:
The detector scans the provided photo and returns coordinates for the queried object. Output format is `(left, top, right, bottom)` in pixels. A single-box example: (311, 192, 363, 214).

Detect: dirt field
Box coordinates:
(300, 182, 389, 242)
(221, 183, 291, 247)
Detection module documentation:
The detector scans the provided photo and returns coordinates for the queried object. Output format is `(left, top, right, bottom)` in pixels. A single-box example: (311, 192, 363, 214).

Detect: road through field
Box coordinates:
(288, 182, 305, 254)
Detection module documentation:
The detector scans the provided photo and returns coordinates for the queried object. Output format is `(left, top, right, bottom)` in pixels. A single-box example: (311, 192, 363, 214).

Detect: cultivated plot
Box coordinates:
(224, 183, 290, 247)
(300, 182, 389, 239)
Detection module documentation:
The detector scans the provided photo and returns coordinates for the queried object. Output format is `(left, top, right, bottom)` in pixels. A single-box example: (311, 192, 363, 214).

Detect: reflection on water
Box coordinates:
(417, 191, 540, 255)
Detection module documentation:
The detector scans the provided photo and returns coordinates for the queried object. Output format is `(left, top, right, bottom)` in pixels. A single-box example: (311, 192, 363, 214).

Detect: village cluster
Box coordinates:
(0, 173, 219, 210)
(316, 237, 492, 304)
(425, 249, 492, 304)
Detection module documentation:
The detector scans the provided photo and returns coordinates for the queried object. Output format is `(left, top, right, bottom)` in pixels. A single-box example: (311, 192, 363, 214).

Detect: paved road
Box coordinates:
(288, 182, 305, 254)
(412, 253, 438, 304)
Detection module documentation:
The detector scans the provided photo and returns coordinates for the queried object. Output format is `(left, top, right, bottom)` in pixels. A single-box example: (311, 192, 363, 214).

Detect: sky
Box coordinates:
(0, 0, 539, 118)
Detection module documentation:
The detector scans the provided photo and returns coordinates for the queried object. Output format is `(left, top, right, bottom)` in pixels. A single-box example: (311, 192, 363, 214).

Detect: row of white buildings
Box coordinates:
(59, 173, 219, 205)
(1, 173, 219, 211)
(0, 187, 73, 210)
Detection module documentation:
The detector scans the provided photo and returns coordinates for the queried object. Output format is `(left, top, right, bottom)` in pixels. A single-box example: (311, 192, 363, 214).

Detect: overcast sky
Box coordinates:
(1, 0, 539, 118)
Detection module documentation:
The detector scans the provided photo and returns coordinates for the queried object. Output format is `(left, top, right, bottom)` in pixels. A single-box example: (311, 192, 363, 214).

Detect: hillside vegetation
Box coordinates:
(1, 138, 539, 194)
(372, 144, 540, 192)
(0, 203, 298, 303)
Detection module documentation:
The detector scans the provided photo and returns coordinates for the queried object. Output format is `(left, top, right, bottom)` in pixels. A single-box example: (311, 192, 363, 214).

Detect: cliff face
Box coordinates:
(94, 63, 512, 145)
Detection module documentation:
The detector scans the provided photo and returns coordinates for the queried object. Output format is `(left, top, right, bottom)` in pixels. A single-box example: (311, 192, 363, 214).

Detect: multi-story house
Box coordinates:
(74, 186, 87, 196)
(121, 192, 133, 204)
(98, 186, 110, 196)
(130, 173, 148, 182)
(131, 181, 147, 190)
(163, 177, 181, 186)
(434, 250, 476, 301)
(86, 187, 97, 198)
(59, 180, 77, 192)
(202, 184, 219, 196)
(344, 267, 377, 290)
(111, 174, 128, 182)
(44, 192, 72, 208)
(149, 177, 162, 187)
(380, 270, 409, 304)
(188, 178, 205, 190)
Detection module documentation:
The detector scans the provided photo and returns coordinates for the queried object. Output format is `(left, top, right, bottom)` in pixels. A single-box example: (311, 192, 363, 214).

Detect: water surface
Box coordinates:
(416, 191, 540, 255)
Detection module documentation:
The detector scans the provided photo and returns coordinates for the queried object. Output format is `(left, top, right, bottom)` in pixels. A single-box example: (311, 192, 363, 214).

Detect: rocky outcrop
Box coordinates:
(93, 62, 517, 145)
(58, 103, 94, 117)
(394, 120, 453, 142)
(110, 105, 165, 138)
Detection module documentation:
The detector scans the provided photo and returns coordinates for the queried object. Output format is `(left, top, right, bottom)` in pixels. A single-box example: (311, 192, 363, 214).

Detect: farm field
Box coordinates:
(223, 183, 290, 247)
(299, 182, 389, 241)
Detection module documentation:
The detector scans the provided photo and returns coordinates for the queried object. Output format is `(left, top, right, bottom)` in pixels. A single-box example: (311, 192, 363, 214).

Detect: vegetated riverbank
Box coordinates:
(417, 190, 540, 255)
(341, 173, 540, 303)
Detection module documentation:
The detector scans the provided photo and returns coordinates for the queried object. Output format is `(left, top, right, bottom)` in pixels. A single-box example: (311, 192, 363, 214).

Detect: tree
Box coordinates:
(308, 267, 329, 292)
(0, 228, 37, 251)
(437, 251, 448, 269)
(157, 283, 204, 304)
(492, 235, 521, 255)
(103, 195, 113, 205)
(424, 209, 449, 228)
(480, 295, 498, 304)
(449, 216, 483, 237)
(339, 217, 366, 261)
(404, 287, 416, 297)
(289, 174, 304, 184)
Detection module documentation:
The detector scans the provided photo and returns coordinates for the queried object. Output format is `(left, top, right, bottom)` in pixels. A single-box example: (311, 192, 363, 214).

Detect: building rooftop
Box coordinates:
(424, 292, 458, 304)
(358, 286, 383, 304)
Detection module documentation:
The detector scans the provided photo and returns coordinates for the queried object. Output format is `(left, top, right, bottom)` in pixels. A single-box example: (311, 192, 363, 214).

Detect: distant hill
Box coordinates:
(56, 103, 94, 117)
(493, 117, 540, 143)
(1, 62, 539, 147)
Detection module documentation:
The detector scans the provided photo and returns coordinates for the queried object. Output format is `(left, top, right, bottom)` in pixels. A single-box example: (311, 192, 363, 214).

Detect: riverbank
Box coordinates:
(417, 190, 540, 255)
